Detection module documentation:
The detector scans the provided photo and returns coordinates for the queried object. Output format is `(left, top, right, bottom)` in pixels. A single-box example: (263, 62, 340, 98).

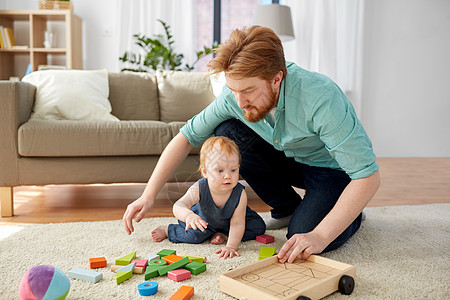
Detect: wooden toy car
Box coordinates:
(218, 254, 356, 300)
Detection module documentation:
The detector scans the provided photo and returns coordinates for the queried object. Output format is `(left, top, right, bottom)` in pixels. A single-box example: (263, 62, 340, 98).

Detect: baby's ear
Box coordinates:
(200, 166, 207, 178)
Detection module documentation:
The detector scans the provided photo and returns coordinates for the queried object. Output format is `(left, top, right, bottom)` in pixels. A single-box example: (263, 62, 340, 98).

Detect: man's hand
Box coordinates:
(122, 197, 154, 235)
(185, 213, 208, 232)
(277, 232, 327, 263)
(215, 246, 240, 259)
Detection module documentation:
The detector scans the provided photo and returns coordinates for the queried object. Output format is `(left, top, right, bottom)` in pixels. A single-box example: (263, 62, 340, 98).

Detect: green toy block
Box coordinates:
(115, 251, 137, 266)
(116, 270, 133, 284)
(157, 256, 190, 276)
(157, 249, 176, 258)
(184, 261, 206, 275)
(145, 265, 166, 280)
(145, 259, 167, 280)
(259, 246, 275, 260)
(183, 256, 204, 263)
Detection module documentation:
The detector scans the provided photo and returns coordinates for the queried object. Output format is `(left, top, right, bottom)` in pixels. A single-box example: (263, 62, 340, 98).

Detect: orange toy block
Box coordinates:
(162, 254, 183, 265)
(89, 257, 107, 269)
(168, 285, 194, 300)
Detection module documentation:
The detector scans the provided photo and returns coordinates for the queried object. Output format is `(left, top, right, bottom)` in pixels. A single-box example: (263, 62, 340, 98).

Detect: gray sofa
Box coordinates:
(0, 70, 216, 216)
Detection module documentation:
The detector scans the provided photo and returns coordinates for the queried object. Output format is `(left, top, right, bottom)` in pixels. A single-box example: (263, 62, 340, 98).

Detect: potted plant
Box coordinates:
(119, 19, 217, 73)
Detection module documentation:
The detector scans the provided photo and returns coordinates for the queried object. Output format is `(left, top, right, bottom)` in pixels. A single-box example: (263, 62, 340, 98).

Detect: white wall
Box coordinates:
(1, 0, 449, 157)
(360, 0, 450, 157)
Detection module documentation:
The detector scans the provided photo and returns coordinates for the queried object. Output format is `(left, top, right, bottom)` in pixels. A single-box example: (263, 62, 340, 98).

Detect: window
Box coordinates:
(194, 0, 270, 71)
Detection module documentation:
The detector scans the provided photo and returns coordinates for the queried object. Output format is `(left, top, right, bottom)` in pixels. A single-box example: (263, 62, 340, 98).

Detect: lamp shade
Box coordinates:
(253, 4, 295, 42)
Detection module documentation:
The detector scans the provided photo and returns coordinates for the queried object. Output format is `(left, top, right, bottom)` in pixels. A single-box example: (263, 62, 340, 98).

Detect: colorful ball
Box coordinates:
(18, 265, 70, 300)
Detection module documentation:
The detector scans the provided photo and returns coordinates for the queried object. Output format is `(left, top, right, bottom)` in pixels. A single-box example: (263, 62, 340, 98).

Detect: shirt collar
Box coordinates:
(276, 76, 286, 111)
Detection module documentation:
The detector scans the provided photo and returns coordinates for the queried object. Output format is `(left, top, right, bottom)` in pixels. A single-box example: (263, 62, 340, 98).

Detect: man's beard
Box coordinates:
(243, 85, 278, 123)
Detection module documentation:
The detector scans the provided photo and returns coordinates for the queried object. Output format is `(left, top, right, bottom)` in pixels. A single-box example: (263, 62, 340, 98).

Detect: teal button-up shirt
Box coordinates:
(180, 62, 379, 179)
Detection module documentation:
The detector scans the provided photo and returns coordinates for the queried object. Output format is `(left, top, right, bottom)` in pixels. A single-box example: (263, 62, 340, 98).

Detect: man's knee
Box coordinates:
(214, 119, 241, 137)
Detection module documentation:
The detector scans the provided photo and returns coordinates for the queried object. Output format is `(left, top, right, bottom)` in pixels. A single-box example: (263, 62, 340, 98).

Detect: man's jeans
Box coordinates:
(214, 119, 363, 252)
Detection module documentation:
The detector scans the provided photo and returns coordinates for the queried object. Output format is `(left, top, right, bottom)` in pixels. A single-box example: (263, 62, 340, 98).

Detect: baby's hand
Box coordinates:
(185, 213, 208, 232)
(215, 246, 240, 259)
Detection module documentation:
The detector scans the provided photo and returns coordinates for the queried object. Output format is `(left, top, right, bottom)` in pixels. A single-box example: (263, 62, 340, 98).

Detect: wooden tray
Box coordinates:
(218, 255, 356, 300)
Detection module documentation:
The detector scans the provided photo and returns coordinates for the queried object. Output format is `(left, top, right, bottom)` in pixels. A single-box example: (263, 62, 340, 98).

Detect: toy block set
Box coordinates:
(64, 249, 205, 298)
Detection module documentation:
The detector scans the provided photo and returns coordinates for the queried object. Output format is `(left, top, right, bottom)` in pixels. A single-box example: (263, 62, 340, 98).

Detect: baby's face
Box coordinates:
(202, 147, 240, 193)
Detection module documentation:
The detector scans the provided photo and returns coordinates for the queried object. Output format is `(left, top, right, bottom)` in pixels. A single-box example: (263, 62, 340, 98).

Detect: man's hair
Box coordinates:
(199, 136, 241, 172)
(208, 25, 287, 81)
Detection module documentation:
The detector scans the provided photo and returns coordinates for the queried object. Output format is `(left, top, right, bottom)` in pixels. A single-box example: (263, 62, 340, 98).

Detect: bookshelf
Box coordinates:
(0, 10, 82, 80)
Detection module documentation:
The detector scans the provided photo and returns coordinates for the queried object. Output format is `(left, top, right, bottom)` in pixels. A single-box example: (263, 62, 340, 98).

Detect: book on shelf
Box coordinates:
(0, 26, 6, 49)
(0, 26, 17, 49)
(4, 27, 16, 48)
(12, 45, 28, 49)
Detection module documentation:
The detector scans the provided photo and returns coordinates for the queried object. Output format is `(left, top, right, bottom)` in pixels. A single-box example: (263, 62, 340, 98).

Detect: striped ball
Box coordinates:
(19, 265, 70, 300)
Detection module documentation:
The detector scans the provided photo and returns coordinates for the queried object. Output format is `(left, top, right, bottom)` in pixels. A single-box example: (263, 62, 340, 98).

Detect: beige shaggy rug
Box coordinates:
(1, 204, 449, 299)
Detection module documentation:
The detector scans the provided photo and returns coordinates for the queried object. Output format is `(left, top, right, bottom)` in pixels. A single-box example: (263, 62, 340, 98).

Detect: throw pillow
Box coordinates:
(156, 70, 215, 123)
(22, 69, 119, 121)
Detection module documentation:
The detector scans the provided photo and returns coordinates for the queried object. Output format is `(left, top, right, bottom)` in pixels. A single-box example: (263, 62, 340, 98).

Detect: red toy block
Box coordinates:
(89, 257, 107, 269)
(168, 269, 191, 282)
(132, 259, 149, 271)
(168, 285, 194, 300)
(256, 234, 274, 244)
(162, 254, 183, 265)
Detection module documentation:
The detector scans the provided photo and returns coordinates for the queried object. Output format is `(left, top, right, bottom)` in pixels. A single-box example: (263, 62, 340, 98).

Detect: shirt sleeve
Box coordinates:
(180, 92, 235, 146)
(310, 86, 379, 179)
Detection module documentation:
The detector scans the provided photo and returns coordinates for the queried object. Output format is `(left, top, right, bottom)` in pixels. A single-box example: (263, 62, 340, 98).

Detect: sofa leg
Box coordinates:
(1, 187, 14, 217)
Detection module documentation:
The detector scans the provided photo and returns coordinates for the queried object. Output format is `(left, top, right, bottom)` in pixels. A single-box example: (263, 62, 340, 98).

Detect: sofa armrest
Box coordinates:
(0, 81, 36, 186)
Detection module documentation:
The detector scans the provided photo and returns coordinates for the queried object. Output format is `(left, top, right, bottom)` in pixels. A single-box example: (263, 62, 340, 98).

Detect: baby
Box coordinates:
(151, 136, 266, 259)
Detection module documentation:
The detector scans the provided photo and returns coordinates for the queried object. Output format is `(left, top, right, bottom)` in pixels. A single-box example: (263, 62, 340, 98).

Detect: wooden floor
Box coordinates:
(1, 158, 449, 225)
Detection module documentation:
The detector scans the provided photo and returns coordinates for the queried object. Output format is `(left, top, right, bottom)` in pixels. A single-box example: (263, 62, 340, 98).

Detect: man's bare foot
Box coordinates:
(211, 232, 227, 245)
(151, 225, 169, 242)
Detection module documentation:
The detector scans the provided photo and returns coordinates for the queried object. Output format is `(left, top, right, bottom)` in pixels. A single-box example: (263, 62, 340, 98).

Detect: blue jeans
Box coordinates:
(214, 119, 362, 253)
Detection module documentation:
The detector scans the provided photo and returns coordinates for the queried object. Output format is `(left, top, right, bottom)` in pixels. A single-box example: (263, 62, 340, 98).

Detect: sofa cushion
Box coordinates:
(18, 120, 172, 157)
(108, 72, 159, 120)
(157, 70, 215, 123)
(22, 69, 119, 122)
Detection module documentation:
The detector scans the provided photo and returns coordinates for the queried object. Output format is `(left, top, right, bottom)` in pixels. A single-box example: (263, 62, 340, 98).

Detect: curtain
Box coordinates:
(116, 0, 196, 72)
(283, 0, 363, 114)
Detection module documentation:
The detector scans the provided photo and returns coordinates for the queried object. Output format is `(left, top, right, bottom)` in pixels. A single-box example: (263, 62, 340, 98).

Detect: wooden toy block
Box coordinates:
(158, 256, 190, 276)
(89, 257, 107, 269)
(116, 270, 133, 285)
(68, 267, 103, 283)
(258, 246, 275, 260)
(168, 269, 191, 282)
(138, 281, 159, 296)
(256, 234, 275, 244)
(111, 265, 143, 274)
(145, 259, 167, 280)
(114, 262, 136, 273)
(184, 261, 206, 275)
(148, 253, 160, 261)
(148, 259, 167, 267)
(115, 251, 137, 266)
(157, 249, 176, 257)
(132, 259, 148, 270)
(168, 285, 194, 300)
(218, 255, 357, 300)
(145, 265, 166, 280)
(178, 254, 207, 263)
(162, 254, 183, 265)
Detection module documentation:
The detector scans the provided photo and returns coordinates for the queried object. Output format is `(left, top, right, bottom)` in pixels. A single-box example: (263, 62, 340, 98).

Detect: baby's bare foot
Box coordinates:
(211, 232, 227, 245)
(151, 225, 168, 242)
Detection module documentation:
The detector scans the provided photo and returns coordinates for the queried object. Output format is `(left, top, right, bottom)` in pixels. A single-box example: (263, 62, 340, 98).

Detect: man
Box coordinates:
(123, 26, 380, 263)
